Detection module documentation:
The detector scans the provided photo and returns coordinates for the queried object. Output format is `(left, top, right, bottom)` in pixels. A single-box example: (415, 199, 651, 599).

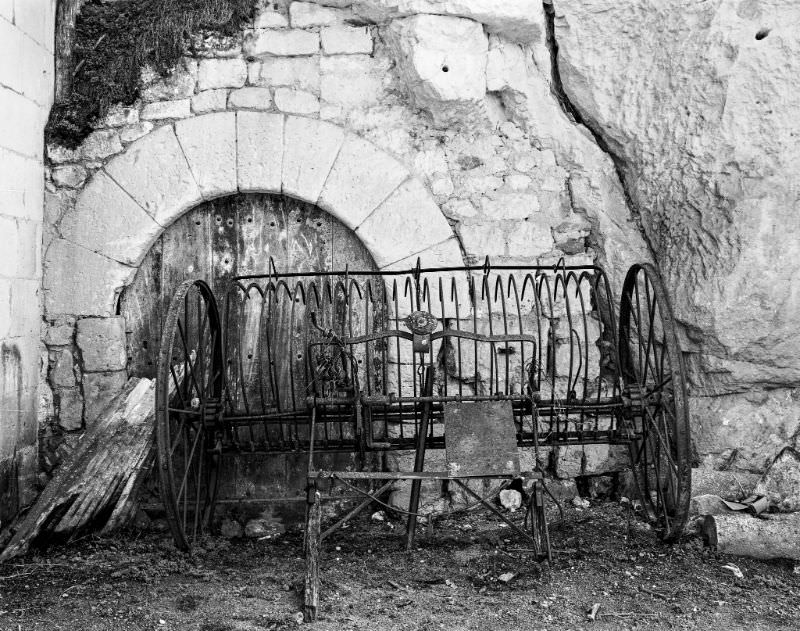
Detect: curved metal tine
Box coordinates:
(591, 268, 622, 404)
(521, 273, 542, 394)
(554, 271, 577, 435)
(451, 276, 464, 398)
(493, 275, 510, 396)
(470, 276, 479, 396)
(435, 275, 448, 398)
(481, 274, 497, 395)
(537, 273, 556, 428)
(288, 280, 306, 445)
(507, 273, 530, 437)
(564, 273, 589, 419)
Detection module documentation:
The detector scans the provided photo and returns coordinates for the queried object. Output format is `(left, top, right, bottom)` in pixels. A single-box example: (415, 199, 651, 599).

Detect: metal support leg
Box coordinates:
(304, 484, 321, 622)
(405, 366, 433, 551)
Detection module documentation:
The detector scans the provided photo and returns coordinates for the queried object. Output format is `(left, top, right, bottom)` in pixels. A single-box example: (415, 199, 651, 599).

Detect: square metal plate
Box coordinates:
(444, 401, 520, 477)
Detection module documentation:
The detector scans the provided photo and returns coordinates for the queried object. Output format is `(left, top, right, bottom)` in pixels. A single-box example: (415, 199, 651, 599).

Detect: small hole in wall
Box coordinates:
(224, 258, 230, 264)
(441, 65, 449, 72)
(247, 217, 253, 223)
(195, 220, 201, 226)
(270, 221, 276, 227)
(226, 218, 234, 227)
(755, 27, 770, 40)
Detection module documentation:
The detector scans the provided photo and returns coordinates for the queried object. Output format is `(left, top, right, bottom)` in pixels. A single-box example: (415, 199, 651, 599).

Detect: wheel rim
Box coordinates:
(156, 280, 223, 550)
(619, 264, 691, 541)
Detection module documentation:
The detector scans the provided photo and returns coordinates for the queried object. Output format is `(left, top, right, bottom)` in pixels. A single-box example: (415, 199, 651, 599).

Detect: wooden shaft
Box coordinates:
(405, 365, 434, 551)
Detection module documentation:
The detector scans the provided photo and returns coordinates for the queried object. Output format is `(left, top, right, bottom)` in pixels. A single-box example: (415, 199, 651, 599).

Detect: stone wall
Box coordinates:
(40, 0, 799, 494)
(0, 1, 55, 524)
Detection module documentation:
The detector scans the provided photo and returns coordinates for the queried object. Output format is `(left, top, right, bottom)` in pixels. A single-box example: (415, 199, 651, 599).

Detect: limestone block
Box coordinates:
(191, 89, 229, 114)
(383, 15, 488, 128)
(60, 171, 162, 266)
(554, 444, 630, 478)
(56, 388, 83, 431)
(356, 178, 451, 268)
(51, 165, 87, 189)
(140, 59, 198, 101)
(83, 371, 128, 426)
(290, 2, 343, 27)
(273, 87, 319, 114)
(281, 116, 344, 202)
(198, 58, 248, 90)
(100, 105, 139, 127)
(141, 99, 191, 121)
(0, 16, 52, 103)
(81, 129, 123, 160)
(249, 57, 320, 92)
(457, 221, 505, 259)
(227, 87, 272, 110)
(175, 112, 237, 199)
(505, 219, 556, 258)
(318, 133, 408, 230)
(0, 216, 39, 279)
(43, 240, 135, 318)
(119, 122, 154, 143)
(243, 29, 319, 57)
(104, 125, 203, 227)
(255, 7, 289, 28)
(76, 317, 127, 373)
(0, 148, 43, 220)
(0, 89, 41, 159)
(321, 25, 373, 55)
(237, 111, 284, 193)
(45, 324, 74, 347)
(49, 349, 76, 388)
(691, 467, 760, 501)
(352, 0, 545, 43)
(319, 55, 383, 109)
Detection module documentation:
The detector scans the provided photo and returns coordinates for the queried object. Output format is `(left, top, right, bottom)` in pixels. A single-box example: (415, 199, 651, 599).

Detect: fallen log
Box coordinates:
(703, 512, 800, 561)
(0, 378, 156, 562)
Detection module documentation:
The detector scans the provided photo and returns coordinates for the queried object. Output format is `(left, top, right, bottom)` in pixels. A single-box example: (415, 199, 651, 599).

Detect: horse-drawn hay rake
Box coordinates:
(155, 258, 690, 620)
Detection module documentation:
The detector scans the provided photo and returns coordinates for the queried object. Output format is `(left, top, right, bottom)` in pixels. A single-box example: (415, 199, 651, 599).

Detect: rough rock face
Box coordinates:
(350, 0, 545, 42)
(551, 0, 800, 468)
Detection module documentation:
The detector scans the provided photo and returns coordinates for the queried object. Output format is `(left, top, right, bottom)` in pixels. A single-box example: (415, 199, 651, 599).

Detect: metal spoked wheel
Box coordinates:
(619, 263, 691, 542)
(156, 280, 224, 551)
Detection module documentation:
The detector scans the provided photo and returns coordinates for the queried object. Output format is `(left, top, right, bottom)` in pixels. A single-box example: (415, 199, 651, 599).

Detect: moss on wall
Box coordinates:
(47, 0, 257, 148)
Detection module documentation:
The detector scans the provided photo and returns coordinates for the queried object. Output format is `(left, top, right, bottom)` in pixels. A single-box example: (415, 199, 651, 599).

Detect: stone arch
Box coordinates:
(43, 113, 462, 319)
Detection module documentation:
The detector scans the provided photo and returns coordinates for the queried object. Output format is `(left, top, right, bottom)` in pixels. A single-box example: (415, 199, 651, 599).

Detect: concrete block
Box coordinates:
(273, 87, 319, 114)
(76, 317, 127, 372)
(81, 129, 124, 160)
(227, 86, 272, 110)
(191, 89, 228, 114)
(281, 116, 344, 202)
(59, 171, 162, 266)
(141, 99, 191, 120)
(43, 240, 135, 318)
(175, 112, 237, 199)
(289, 2, 343, 27)
(236, 111, 284, 194)
(104, 125, 203, 227)
(554, 444, 630, 479)
(83, 371, 128, 426)
(249, 57, 320, 92)
(321, 25, 373, 55)
(0, 89, 44, 159)
(198, 58, 248, 90)
(244, 29, 319, 57)
(318, 133, 408, 230)
(356, 178, 451, 268)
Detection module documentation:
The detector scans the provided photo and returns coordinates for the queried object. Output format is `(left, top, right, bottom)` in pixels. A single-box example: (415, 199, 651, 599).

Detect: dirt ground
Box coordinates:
(1, 500, 798, 631)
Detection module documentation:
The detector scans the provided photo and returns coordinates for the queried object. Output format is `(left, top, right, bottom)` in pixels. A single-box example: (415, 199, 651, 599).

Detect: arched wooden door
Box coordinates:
(120, 193, 378, 378)
(119, 193, 379, 519)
